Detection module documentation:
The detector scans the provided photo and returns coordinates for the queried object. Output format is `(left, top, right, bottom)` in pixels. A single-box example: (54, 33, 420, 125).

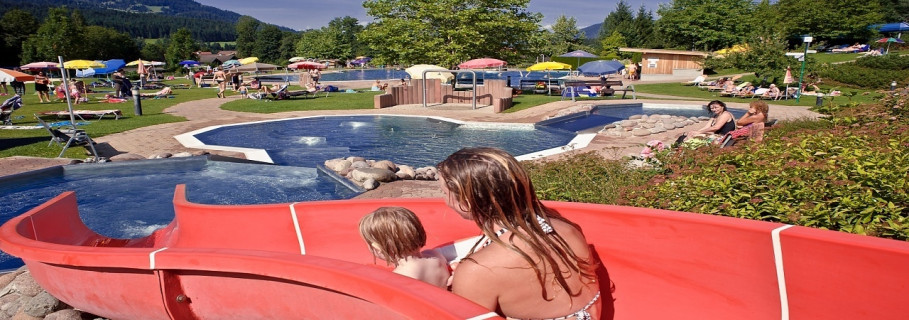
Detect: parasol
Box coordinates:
(0, 68, 35, 82)
(405, 64, 453, 82)
(457, 58, 506, 69)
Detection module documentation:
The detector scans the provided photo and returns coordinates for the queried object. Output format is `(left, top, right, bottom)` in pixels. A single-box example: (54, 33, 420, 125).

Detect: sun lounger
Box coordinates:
(35, 114, 98, 158)
(39, 109, 123, 120)
(682, 75, 706, 86)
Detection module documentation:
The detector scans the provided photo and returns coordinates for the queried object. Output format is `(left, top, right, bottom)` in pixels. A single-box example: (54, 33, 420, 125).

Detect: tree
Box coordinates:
(254, 25, 283, 63)
(775, 0, 883, 44)
(0, 9, 39, 66)
(165, 28, 199, 72)
(142, 40, 167, 61)
(629, 6, 656, 48)
(82, 25, 139, 60)
(296, 29, 338, 59)
(21, 7, 86, 61)
(600, 31, 627, 59)
(544, 15, 588, 57)
(656, 0, 756, 51)
(600, 0, 635, 41)
(328, 16, 364, 60)
(360, 0, 542, 67)
(235, 16, 260, 57)
(280, 32, 301, 61)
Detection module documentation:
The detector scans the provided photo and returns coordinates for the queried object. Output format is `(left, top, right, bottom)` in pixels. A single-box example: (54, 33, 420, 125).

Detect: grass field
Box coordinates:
(0, 79, 203, 158)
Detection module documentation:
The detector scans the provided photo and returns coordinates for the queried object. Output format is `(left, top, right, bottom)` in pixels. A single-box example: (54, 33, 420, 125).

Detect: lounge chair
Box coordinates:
(682, 75, 706, 86)
(35, 114, 98, 158)
(719, 82, 751, 97)
(1, 94, 23, 125)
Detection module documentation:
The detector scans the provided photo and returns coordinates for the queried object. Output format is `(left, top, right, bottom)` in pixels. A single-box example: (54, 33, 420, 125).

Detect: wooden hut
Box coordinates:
(619, 48, 708, 77)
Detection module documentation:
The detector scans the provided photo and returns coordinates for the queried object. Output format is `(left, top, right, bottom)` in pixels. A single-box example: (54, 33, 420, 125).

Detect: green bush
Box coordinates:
(527, 101, 909, 241)
(524, 152, 656, 204)
(818, 64, 906, 89)
(623, 103, 909, 240)
(853, 54, 909, 70)
(818, 55, 909, 89)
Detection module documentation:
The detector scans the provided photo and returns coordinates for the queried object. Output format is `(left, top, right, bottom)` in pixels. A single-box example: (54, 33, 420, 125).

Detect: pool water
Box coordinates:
(193, 115, 577, 168)
(0, 157, 359, 270)
(538, 104, 748, 133)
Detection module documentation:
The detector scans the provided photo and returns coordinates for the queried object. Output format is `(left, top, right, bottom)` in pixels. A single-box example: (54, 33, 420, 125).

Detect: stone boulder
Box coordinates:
(350, 160, 370, 169)
(351, 167, 396, 183)
(324, 158, 352, 172)
(22, 291, 61, 318)
(362, 178, 380, 190)
(109, 153, 146, 161)
(395, 165, 416, 180)
(372, 160, 397, 172)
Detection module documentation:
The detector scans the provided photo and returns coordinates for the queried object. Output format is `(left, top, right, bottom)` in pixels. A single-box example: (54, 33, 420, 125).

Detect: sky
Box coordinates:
(195, 0, 669, 31)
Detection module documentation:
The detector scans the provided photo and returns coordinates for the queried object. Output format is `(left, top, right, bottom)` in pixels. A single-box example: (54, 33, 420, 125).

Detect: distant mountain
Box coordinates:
(582, 23, 602, 40)
(0, 0, 291, 41)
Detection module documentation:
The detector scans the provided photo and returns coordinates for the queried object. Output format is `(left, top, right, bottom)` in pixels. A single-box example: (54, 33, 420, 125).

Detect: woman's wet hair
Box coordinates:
(436, 147, 596, 300)
(750, 100, 769, 117)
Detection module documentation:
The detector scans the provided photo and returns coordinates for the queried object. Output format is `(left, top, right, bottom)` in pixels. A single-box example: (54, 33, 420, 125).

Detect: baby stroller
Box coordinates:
(1, 94, 23, 125)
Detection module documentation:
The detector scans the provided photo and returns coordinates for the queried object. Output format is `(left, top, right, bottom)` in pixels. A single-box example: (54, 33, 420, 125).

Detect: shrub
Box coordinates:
(818, 55, 909, 89)
(524, 152, 656, 204)
(623, 104, 909, 240)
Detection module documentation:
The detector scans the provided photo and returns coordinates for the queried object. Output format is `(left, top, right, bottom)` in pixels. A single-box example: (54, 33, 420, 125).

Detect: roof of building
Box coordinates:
(619, 48, 709, 57)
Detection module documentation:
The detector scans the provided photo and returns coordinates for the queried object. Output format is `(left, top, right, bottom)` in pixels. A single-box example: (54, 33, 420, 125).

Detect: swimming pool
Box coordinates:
(179, 115, 580, 167)
(0, 156, 361, 270)
(537, 103, 748, 133)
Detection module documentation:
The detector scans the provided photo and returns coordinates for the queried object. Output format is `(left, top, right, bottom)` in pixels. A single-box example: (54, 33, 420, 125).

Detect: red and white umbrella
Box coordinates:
(288, 61, 326, 70)
(783, 67, 794, 84)
(0, 68, 35, 83)
(457, 58, 507, 69)
(20, 61, 60, 70)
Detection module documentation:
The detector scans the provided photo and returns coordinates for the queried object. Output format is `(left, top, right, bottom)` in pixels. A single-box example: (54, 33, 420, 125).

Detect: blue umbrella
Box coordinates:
(178, 60, 199, 67)
(559, 50, 598, 68)
(578, 60, 625, 76)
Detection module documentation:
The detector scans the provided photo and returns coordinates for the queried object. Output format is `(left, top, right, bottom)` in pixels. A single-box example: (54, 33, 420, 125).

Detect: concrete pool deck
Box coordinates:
(0, 78, 822, 199)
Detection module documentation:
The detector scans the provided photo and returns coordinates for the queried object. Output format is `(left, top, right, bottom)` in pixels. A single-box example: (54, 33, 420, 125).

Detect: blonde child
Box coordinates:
(238, 84, 248, 99)
(358, 207, 450, 289)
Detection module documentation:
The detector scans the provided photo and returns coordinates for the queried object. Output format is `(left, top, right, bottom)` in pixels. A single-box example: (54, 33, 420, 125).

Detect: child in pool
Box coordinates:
(359, 207, 451, 289)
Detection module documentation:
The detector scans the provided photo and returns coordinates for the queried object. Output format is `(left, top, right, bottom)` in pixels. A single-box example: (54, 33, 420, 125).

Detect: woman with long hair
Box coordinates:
(437, 147, 601, 320)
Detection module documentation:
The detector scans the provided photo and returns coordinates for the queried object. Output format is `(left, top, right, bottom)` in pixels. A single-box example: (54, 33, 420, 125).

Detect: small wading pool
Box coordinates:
(180, 115, 580, 167)
(537, 103, 748, 133)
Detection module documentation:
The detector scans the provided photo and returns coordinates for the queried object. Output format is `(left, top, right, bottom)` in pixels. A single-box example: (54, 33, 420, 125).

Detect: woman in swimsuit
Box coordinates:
(677, 100, 735, 144)
(34, 72, 51, 103)
(213, 67, 227, 98)
(438, 147, 601, 320)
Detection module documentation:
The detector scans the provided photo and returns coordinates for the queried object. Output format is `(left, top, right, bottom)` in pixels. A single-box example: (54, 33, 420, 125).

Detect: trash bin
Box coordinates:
(815, 94, 824, 107)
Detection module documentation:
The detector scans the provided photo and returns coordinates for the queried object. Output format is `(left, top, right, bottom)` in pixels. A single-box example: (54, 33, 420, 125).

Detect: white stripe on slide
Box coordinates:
(289, 203, 306, 255)
(149, 247, 168, 269)
(465, 312, 499, 320)
(772, 225, 794, 320)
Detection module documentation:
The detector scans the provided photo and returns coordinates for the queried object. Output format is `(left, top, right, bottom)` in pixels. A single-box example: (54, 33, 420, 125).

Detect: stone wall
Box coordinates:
(373, 79, 513, 111)
(601, 114, 710, 137)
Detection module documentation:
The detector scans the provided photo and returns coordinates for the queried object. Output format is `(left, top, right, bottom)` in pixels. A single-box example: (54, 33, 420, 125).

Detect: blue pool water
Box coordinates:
(538, 104, 748, 133)
(193, 115, 576, 168)
(0, 157, 360, 270)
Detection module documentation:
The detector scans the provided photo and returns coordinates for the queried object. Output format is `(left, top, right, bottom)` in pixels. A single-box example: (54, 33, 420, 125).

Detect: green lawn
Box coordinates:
(633, 79, 885, 107)
(0, 79, 206, 158)
(220, 86, 381, 113)
(813, 52, 863, 64)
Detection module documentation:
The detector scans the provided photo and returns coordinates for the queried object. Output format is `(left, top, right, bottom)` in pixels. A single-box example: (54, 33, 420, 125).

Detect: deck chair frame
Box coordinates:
(35, 114, 98, 159)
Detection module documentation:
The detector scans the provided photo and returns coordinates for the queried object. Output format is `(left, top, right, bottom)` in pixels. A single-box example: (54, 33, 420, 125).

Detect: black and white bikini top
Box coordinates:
(482, 215, 554, 247)
(479, 215, 601, 320)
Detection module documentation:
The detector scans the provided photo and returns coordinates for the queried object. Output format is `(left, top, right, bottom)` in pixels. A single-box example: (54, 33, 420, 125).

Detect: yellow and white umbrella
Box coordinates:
(288, 57, 307, 62)
(60, 60, 105, 69)
(405, 64, 453, 82)
(526, 61, 572, 71)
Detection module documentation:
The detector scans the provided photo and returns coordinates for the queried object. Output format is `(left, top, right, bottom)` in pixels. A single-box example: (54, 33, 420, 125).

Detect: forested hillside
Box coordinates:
(0, 0, 246, 41)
